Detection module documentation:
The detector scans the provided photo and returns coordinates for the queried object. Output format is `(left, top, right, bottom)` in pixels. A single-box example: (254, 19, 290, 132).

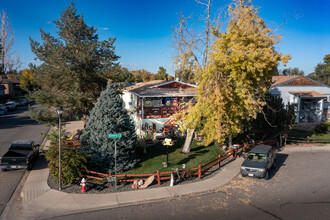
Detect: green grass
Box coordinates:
(124, 139, 224, 175)
(285, 122, 330, 143)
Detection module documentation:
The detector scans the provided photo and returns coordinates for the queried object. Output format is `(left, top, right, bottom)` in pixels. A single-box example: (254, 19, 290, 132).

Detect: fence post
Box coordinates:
(244, 143, 247, 153)
(235, 149, 237, 159)
(157, 170, 161, 185)
(109, 172, 112, 186)
(218, 154, 221, 167)
(198, 165, 202, 179)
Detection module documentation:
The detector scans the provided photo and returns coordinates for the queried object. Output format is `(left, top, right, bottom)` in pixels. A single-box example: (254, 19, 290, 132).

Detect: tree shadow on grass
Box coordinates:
(178, 150, 209, 165)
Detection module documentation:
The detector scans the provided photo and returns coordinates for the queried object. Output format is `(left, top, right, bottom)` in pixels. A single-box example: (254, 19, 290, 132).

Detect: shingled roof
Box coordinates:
(124, 80, 197, 97)
(271, 76, 322, 87)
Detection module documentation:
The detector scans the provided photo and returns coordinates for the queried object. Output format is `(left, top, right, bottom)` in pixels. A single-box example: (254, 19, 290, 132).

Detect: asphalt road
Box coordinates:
(51, 150, 330, 220)
(0, 104, 48, 215)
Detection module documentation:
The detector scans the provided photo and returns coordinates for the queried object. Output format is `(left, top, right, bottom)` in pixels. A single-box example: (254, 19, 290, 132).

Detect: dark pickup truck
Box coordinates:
(0, 140, 40, 171)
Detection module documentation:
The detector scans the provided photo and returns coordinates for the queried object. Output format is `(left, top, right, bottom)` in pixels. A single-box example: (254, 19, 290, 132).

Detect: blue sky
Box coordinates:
(1, 0, 329, 75)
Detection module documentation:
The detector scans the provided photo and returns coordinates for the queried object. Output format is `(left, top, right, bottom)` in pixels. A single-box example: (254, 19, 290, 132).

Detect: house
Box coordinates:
(269, 75, 330, 123)
(0, 78, 21, 96)
(122, 80, 197, 137)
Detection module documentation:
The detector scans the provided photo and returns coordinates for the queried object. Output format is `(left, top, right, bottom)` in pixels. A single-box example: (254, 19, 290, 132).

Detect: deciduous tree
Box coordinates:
(175, 0, 291, 147)
(307, 54, 330, 86)
(0, 10, 20, 75)
(281, 67, 304, 76)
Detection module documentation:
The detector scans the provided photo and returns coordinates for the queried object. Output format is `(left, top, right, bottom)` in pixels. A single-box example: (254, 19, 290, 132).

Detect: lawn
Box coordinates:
(124, 139, 224, 175)
(285, 122, 330, 143)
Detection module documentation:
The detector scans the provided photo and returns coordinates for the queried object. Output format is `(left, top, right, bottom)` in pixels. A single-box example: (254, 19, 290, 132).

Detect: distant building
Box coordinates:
(269, 76, 330, 123)
(122, 80, 197, 137)
(0, 78, 21, 96)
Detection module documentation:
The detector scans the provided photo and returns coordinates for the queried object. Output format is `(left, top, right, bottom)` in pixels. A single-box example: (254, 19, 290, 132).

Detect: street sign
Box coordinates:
(108, 133, 122, 139)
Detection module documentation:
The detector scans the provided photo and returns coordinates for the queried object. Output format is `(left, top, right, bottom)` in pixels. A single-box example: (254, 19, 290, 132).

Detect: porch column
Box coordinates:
(320, 98, 324, 121)
(296, 98, 301, 124)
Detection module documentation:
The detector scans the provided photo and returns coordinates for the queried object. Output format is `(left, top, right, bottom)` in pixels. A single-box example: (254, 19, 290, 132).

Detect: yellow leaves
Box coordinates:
(173, 0, 292, 145)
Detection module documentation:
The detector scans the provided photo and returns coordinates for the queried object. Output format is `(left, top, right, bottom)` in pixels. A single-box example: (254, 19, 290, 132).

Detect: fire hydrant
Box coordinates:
(80, 178, 87, 192)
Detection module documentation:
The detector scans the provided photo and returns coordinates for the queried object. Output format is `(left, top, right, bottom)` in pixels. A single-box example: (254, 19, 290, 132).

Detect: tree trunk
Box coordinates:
(182, 129, 195, 153)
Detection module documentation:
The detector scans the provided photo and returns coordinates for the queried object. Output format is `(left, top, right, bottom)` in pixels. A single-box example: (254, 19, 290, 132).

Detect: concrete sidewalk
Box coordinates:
(2, 121, 330, 220)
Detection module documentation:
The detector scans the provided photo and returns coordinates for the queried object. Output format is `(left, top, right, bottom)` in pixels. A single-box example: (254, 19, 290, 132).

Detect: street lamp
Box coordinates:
(57, 107, 63, 191)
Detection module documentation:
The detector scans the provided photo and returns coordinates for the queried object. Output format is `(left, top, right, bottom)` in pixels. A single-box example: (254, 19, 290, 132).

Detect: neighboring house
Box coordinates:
(269, 75, 330, 123)
(1, 78, 21, 96)
(122, 80, 197, 137)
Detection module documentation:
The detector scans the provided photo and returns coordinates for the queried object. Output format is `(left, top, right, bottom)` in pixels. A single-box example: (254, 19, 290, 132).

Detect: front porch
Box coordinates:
(290, 91, 326, 123)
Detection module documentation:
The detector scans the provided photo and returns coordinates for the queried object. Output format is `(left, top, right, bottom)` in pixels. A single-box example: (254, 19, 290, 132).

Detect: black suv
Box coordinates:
(240, 144, 276, 180)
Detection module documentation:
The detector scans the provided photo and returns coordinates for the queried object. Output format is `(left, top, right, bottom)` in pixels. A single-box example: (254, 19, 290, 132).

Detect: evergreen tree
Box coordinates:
(80, 82, 138, 173)
(29, 2, 119, 125)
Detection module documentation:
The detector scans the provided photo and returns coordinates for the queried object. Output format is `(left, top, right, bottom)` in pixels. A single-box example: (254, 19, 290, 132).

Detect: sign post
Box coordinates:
(108, 133, 122, 190)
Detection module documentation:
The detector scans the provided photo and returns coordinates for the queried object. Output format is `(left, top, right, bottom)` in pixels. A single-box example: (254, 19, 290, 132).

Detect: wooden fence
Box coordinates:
(83, 148, 238, 185)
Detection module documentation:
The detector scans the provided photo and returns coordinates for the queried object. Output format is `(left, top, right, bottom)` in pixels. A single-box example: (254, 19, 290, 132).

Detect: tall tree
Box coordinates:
(281, 67, 304, 76)
(29, 3, 119, 125)
(19, 69, 36, 92)
(80, 82, 138, 173)
(307, 54, 330, 86)
(174, 0, 291, 147)
(152, 66, 168, 80)
(175, 68, 195, 83)
(108, 66, 135, 83)
(0, 10, 20, 75)
(130, 69, 152, 82)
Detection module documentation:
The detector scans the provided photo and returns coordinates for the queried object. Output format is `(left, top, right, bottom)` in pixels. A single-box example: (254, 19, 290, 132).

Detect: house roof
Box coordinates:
(271, 76, 322, 87)
(271, 76, 301, 86)
(124, 80, 197, 97)
(289, 91, 327, 98)
(2, 79, 20, 84)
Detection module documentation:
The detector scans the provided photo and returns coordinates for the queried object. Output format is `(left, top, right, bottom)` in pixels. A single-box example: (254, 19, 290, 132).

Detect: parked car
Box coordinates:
(17, 98, 29, 106)
(0, 140, 40, 171)
(0, 105, 8, 115)
(240, 144, 276, 180)
(4, 101, 17, 111)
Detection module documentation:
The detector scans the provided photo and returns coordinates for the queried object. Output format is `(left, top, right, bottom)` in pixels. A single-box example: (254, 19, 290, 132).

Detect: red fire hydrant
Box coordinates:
(80, 178, 87, 192)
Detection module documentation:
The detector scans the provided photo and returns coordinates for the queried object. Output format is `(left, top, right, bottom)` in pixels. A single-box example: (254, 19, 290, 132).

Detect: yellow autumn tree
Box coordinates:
(175, 0, 291, 146)
(20, 68, 34, 92)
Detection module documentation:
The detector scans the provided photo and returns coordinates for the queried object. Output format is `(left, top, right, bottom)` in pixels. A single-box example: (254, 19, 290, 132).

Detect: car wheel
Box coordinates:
(241, 173, 247, 177)
(1, 168, 8, 172)
(27, 164, 32, 170)
(265, 170, 269, 180)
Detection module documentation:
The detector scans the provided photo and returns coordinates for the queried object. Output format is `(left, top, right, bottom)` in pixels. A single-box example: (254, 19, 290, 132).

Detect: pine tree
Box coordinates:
(175, 0, 291, 146)
(80, 82, 138, 173)
(29, 2, 119, 125)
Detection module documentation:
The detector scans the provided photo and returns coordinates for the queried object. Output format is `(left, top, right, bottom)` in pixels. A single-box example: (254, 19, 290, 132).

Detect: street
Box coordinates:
(0, 104, 48, 215)
(51, 150, 330, 220)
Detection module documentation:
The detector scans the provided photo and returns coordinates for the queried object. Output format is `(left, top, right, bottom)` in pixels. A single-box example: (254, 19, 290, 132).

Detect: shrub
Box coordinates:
(45, 130, 88, 185)
(315, 123, 328, 134)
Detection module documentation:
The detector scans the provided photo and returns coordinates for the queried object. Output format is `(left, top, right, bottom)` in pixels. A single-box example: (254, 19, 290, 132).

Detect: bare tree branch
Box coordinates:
(0, 10, 20, 74)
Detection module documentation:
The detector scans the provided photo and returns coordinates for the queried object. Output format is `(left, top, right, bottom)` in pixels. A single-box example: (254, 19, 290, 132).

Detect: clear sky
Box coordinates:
(1, 0, 329, 76)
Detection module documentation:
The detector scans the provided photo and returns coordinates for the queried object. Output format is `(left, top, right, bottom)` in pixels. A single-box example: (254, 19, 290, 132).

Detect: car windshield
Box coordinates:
(246, 153, 267, 162)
